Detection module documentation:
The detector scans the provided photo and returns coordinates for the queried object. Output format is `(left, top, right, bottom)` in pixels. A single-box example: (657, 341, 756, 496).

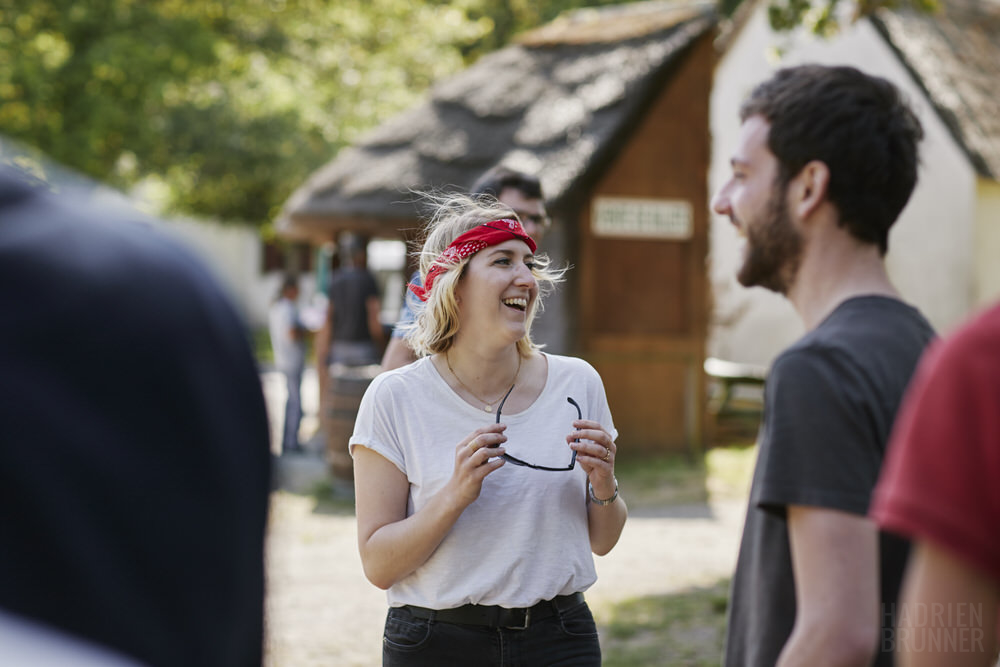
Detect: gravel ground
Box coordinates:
(261, 371, 747, 667)
(263, 490, 745, 667)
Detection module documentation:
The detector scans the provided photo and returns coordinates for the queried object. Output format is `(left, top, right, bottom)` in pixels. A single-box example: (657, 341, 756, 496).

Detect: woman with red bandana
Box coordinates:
(350, 194, 627, 666)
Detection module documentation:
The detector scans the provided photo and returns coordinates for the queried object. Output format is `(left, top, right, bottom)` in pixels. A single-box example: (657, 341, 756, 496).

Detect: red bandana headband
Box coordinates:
(408, 218, 537, 302)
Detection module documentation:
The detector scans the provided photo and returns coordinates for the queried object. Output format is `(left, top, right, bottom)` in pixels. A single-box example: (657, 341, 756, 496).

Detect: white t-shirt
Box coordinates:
(267, 297, 305, 373)
(350, 353, 617, 610)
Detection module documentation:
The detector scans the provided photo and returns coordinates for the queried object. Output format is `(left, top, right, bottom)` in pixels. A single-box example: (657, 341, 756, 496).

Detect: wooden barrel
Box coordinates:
(322, 365, 378, 480)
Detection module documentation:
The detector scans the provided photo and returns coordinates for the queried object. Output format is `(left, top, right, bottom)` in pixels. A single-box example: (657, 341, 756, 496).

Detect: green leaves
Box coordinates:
(1, 0, 488, 225)
(763, 0, 939, 36)
(4, 0, 932, 227)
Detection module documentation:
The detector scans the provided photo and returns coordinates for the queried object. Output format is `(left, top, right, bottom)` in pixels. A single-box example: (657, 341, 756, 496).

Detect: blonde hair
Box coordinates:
(402, 192, 563, 357)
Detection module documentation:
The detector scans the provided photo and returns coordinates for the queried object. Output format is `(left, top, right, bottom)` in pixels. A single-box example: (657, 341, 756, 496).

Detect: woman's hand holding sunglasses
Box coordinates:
(568, 420, 617, 495)
(448, 424, 507, 507)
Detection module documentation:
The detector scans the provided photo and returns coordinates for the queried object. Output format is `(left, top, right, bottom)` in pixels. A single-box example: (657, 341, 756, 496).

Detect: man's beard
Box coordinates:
(736, 186, 803, 295)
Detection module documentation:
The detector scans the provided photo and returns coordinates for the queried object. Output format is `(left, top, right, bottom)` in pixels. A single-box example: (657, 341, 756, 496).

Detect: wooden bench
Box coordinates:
(704, 357, 767, 417)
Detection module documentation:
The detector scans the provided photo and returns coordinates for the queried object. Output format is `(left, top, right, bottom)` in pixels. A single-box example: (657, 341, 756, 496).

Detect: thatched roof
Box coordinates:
(873, 0, 1000, 179)
(277, 0, 717, 239)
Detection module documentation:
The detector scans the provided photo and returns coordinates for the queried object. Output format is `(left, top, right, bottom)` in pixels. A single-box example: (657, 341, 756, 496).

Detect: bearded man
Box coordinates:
(713, 65, 935, 667)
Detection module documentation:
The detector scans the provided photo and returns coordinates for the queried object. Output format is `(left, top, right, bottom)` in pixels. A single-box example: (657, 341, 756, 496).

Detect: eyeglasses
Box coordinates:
(494, 386, 579, 471)
(512, 210, 551, 229)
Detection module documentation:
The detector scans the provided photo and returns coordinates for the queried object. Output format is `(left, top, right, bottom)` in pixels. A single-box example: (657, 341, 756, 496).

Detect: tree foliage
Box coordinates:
(0, 0, 645, 227)
(2, 0, 493, 225)
(759, 0, 939, 37)
(0, 0, 936, 227)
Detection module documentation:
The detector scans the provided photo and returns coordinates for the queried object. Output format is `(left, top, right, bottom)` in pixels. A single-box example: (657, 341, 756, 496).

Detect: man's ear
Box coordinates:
(788, 160, 830, 220)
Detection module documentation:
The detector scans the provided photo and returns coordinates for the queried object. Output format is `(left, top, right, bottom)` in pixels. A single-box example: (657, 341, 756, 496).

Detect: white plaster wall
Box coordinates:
(153, 217, 276, 329)
(709, 6, 977, 365)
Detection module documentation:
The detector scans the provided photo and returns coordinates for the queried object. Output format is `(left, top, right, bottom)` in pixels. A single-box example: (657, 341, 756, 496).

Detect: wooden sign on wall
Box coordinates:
(591, 196, 693, 240)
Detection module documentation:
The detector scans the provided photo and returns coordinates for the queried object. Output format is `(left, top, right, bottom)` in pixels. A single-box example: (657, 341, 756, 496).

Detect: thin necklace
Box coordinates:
(446, 352, 522, 413)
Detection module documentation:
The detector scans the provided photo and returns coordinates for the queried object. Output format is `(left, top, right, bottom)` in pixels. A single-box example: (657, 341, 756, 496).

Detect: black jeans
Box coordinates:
(382, 599, 601, 666)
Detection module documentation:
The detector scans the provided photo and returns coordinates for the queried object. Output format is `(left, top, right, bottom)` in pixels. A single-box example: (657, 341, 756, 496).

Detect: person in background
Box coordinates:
(712, 65, 934, 666)
(380, 165, 551, 371)
(315, 236, 385, 397)
(352, 194, 625, 665)
(871, 300, 1000, 666)
(269, 274, 309, 455)
(0, 165, 271, 666)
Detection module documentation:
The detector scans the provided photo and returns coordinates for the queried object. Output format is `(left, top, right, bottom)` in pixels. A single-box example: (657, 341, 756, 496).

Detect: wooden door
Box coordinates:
(578, 34, 712, 455)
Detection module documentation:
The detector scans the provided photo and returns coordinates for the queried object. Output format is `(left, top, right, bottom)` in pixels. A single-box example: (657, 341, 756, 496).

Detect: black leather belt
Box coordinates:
(402, 592, 585, 630)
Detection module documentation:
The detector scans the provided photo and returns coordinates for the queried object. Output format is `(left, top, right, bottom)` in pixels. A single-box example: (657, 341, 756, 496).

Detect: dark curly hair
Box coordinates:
(741, 65, 923, 255)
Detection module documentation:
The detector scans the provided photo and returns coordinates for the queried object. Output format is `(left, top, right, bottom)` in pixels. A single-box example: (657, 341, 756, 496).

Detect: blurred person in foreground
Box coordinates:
(380, 165, 551, 371)
(0, 165, 271, 666)
(269, 274, 309, 454)
(712, 65, 934, 667)
(351, 194, 625, 665)
(871, 300, 1000, 666)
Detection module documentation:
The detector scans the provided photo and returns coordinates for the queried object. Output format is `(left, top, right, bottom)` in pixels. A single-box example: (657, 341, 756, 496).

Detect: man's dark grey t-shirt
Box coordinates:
(328, 266, 379, 342)
(724, 296, 935, 667)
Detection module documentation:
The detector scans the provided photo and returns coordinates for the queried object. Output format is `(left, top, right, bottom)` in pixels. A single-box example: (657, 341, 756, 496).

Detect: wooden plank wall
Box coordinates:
(578, 32, 714, 456)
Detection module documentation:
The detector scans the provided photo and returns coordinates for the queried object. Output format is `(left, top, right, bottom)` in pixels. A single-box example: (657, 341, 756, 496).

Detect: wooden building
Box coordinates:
(278, 0, 719, 455)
